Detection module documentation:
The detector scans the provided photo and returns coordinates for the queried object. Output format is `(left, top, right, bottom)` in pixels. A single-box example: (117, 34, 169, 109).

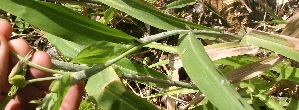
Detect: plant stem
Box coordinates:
(121, 74, 198, 90)
(11, 29, 242, 84)
(71, 44, 145, 82)
(27, 75, 63, 84)
(10, 50, 71, 75)
(71, 29, 238, 83)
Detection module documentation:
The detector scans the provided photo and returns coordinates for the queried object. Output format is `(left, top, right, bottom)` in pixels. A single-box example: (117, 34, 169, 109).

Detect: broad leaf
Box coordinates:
(0, 0, 134, 46)
(96, 0, 219, 31)
(86, 67, 158, 110)
(72, 41, 129, 64)
(178, 33, 253, 109)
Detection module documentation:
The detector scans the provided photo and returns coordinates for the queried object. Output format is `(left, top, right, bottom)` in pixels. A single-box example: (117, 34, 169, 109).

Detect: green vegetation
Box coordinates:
(0, 0, 299, 109)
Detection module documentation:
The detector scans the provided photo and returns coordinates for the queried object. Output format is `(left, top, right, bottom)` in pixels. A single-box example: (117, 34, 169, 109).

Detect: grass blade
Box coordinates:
(225, 55, 283, 83)
(86, 67, 158, 110)
(97, 0, 219, 31)
(178, 32, 253, 110)
(241, 29, 299, 62)
(0, 0, 134, 46)
(160, 0, 196, 10)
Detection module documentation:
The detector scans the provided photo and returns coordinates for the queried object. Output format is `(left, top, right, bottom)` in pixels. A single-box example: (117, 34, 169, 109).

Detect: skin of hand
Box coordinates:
(0, 20, 84, 110)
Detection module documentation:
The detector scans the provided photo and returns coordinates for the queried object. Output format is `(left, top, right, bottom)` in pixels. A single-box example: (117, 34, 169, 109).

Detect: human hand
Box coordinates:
(0, 19, 84, 110)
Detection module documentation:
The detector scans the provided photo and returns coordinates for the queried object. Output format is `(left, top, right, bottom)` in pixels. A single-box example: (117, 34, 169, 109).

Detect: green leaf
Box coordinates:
(53, 74, 73, 109)
(161, 0, 196, 10)
(225, 55, 282, 83)
(145, 43, 178, 53)
(178, 33, 253, 109)
(45, 32, 85, 59)
(113, 58, 170, 88)
(241, 81, 285, 110)
(99, 8, 116, 25)
(97, 0, 218, 31)
(86, 67, 158, 110)
(72, 41, 129, 64)
(146, 88, 198, 98)
(192, 101, 218, 110)
(143, 0, 157, 4)
(241, 30, 299, 62)
(37, 74, 73, 110)
(37, 92, 58, 110)
(287, 99, 299, 110)
(0, 0, 134, 46)
(272, 61, 299, 83)
(214, 56, 259, 73)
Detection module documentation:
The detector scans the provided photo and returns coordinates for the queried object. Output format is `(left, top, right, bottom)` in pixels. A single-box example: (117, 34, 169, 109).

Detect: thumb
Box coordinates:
(0, 19, 12, 102)
(0, 34, 10, 102)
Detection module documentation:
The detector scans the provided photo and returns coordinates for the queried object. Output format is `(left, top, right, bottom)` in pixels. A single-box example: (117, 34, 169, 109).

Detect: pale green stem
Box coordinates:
(10, 50, 71, 75)
(11, 30, 241, 83)
(121, 74, 198, 89)
(26, 75, 63, 84)
(71, 30, 241, 83)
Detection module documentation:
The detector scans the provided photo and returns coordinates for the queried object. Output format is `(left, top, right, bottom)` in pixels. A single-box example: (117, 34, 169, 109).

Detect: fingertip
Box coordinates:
(28, 51, 53, 90)
(60, 81, 84, 110)
(0, 35, 10, 101)
(4, 99, 23, 110)
(30, 51, 52, 69)
(8, 39, 30, 69)
(8, 39, 30, 57)
(0, 20, 12, 39)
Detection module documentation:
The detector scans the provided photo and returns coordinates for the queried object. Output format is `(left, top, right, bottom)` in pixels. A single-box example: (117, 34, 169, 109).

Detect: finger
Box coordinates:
(4, 99, 23, 110)
(0, 35, 10, 102)
(27, 51, 52, 90)
(8, 39, 30, 68)
(0, 19, 12, 102)
(60, 81, 84, 110)
(6, 85, 47, 110)
(0, 20, 12, 40)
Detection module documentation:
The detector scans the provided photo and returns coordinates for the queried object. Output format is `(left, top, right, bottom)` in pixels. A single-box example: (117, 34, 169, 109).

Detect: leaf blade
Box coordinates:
(86, 67, 158, 110)
(178, 33, 252, 110)
(97, 0, 219, 31)
(0, 0, 134, 46)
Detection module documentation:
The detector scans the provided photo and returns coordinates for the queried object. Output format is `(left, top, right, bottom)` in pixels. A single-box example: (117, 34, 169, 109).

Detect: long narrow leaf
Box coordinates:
(160, 0, 196, 10)
(97, 0, 219, 31)
(241, 29, 299, 62)
(225, 55, 283, 83)
(178, 33, 253, 109)
(0, 0, 134, 46)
